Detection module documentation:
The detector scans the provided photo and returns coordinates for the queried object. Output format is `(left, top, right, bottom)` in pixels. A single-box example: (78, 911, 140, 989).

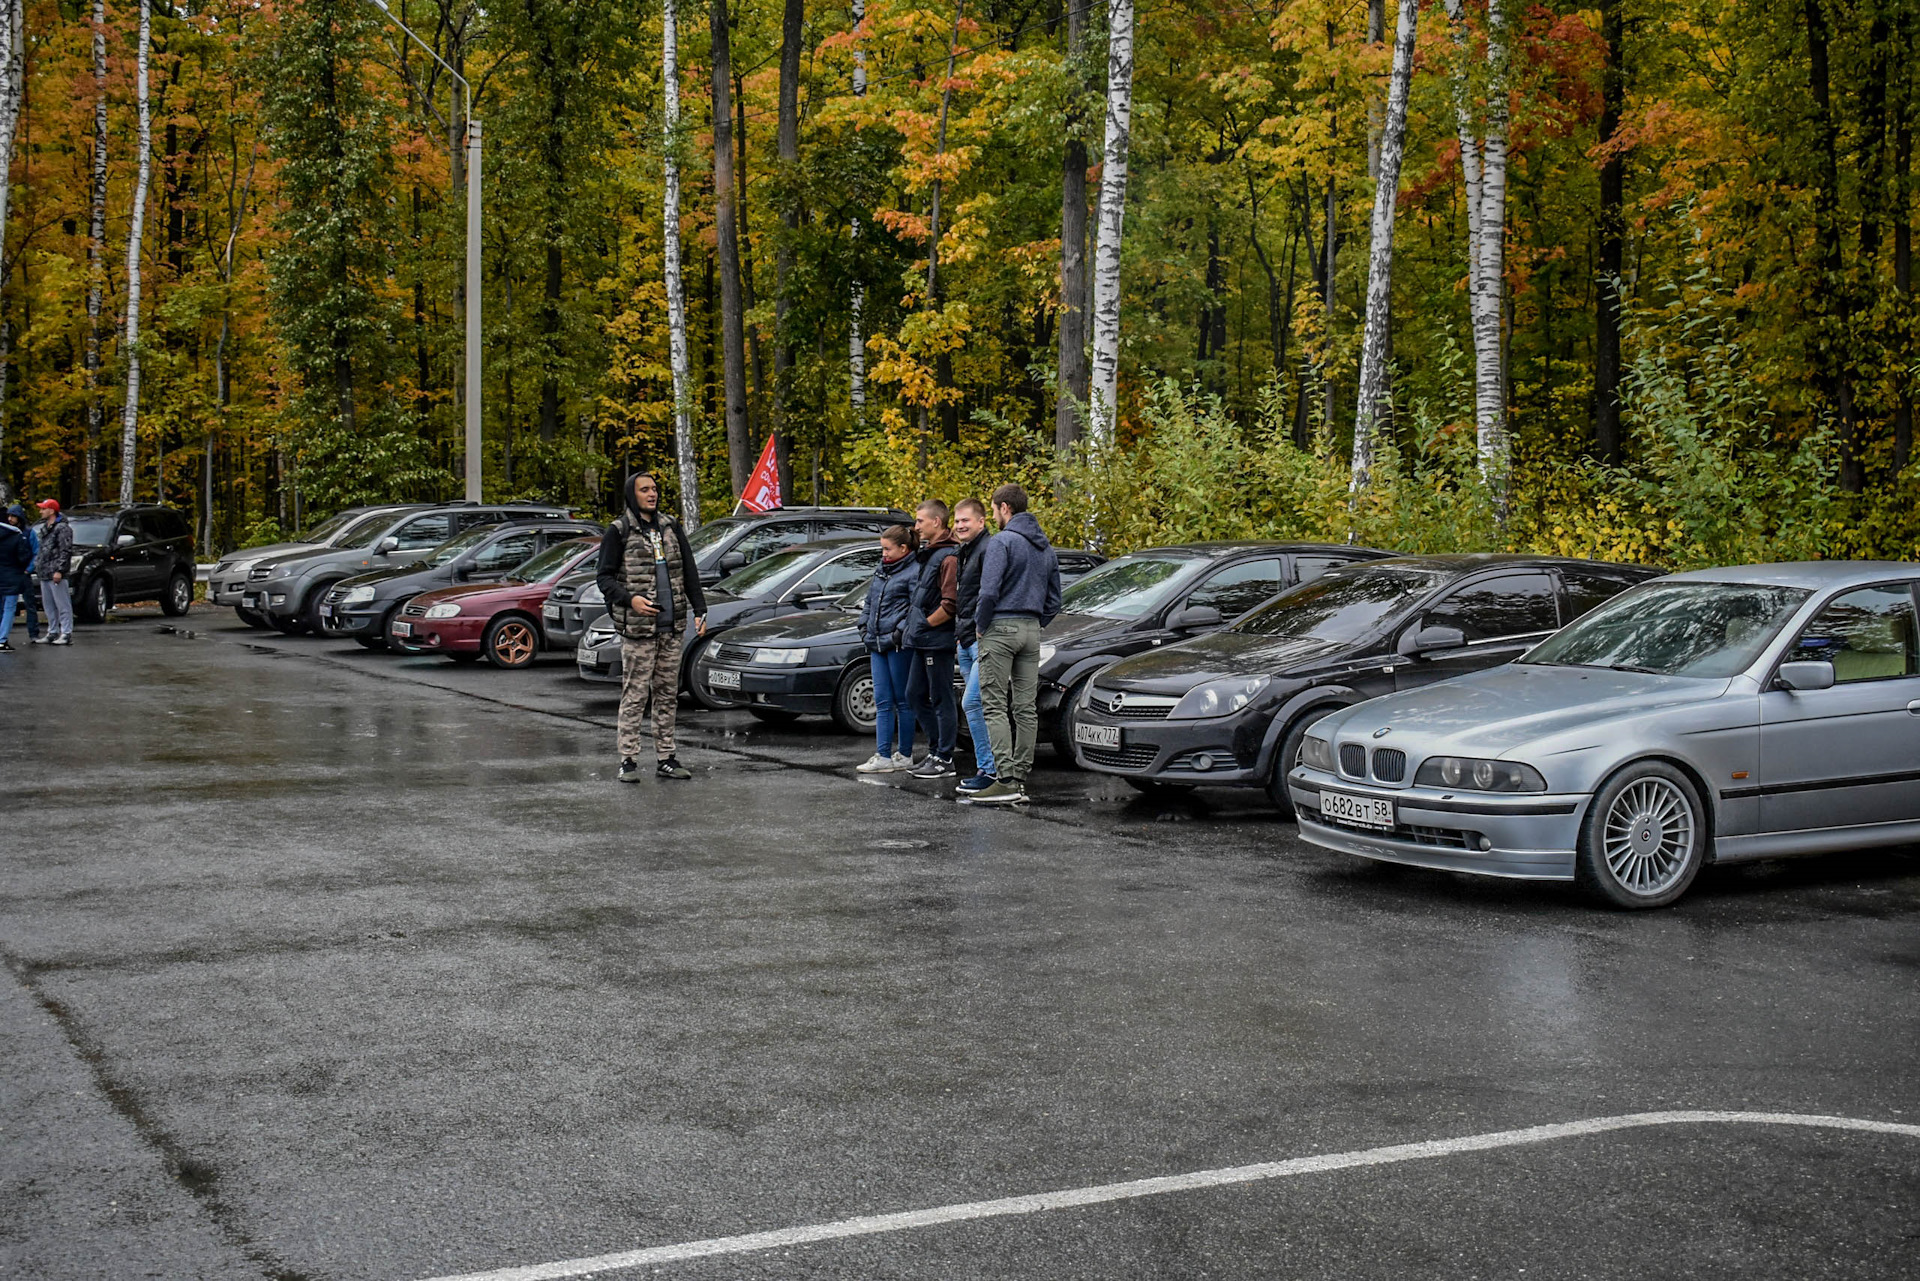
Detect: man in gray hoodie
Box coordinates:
(964, 484, 1062, 805)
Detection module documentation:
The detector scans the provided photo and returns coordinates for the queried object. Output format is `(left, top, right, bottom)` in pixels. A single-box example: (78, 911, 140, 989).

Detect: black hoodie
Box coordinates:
(595, 479, 707, 626)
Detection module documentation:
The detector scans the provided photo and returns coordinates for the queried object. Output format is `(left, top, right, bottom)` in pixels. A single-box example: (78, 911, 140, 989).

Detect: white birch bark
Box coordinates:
(84, 0, 108, 500)
(1351, 0, 1418, 492)
(0, 0, 23, 463)
(117, 0, 152, 507)
(1443, 0, 1511, 499)
(848, 0, 867, 427)
(1087, 0, 1135, 447)
(662, 0, 699, 529)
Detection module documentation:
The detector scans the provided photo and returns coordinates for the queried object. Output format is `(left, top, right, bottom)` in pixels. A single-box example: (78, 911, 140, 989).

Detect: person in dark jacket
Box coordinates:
(14, 506, 40, 640)
(595, 473, 708, 782)
(33, 500, 74, 645)
(949, 497, 996, 792)
(856, 525, 920, 773)
(963, 484, 1061, 806)
(0, 505, 34, 651)
(903, 500, 961, 779)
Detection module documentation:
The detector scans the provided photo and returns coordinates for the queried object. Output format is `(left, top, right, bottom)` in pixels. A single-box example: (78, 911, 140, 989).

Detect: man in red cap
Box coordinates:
(34, 499, 73, 645)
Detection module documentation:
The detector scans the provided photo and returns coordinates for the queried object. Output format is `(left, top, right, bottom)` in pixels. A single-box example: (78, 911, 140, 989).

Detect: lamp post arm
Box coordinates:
(363, 0, 471, 102)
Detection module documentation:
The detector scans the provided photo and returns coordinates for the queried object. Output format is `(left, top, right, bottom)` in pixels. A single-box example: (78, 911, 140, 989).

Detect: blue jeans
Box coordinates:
(957, 642, 995, 776)
(0, 594, 16, 645)
(870, 648, 918, 757)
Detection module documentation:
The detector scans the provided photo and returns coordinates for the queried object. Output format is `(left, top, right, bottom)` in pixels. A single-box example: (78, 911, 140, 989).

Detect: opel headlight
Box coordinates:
(578, 583, 604, 605)
(753, 647, 808, 665)
(1299, 734, 1335, 772)
(423, 602, 463, 619)
(1414, 756, 1547, 793)
(1171, 675, 1270, 719)
(1039, 643, 1057, 664)
(342, 585, 376, 605)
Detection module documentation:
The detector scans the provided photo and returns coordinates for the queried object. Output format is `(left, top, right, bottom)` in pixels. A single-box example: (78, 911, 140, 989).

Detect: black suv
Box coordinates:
(683, 507, 911, 585)
(63, 503, 197, 622)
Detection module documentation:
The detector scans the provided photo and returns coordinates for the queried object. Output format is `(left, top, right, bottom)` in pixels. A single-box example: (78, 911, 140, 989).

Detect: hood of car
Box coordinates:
(1042, 611, 1136, 649)
(410, 580, 539, 609)
(1096, 630, 1357, 694)
(1324, 663, 1737, 757)
(220, 541, 311, 565)
(721, 608, 862, 648)
(332, 562, 430, 593)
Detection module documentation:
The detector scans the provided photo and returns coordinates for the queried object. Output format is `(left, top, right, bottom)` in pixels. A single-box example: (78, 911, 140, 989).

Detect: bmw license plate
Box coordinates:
(708, 668, 742, 690)
(1074, 722, 1121, 749)
(392, 621, 412, 637)
(1320, 790, 1395, 830)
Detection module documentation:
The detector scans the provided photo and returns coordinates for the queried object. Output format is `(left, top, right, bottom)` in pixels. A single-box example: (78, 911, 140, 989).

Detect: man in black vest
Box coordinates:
(903, 499, 961, 778)
(596, 473, 708, 782)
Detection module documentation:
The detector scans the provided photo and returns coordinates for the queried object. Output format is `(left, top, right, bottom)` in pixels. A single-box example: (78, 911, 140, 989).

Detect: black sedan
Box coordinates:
(320, 518, 601, 649)
(1071, 554, 1663, 809)
(1034, 541, 1393, 758)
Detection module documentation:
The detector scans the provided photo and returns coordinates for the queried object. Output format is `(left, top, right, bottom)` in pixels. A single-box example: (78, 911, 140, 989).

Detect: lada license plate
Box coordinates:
(392, 621, 412, 637)
(1320, 790, 1394, 830)
(542, 604, 561, 620)
(708, 668, 742, 690)
(1074, 722, 1121, 749)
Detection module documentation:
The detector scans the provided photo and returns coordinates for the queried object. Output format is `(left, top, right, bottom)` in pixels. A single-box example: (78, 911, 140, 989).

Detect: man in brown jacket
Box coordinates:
(903, 500, 962, 778)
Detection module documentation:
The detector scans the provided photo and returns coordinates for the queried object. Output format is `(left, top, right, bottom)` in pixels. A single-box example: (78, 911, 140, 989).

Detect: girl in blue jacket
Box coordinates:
(856, 526, 920, 772)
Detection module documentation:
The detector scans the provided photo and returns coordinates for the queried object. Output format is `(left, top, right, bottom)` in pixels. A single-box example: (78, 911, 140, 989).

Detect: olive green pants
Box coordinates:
(976, 616, 1041, 786)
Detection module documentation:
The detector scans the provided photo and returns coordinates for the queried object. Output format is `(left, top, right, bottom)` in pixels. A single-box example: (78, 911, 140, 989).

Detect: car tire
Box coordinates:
(1575, 761, 1707, 910)
(353, 637, 384, 650)
(686, 636, 740, 710)
(76, 576, 110, 624)
(1051, 676, 1092, 765)
(447, 651, 482, 664)
(299, 586, 333, 636)
(1123, 777, 1194, 795)
(748, 707, 802, 725)
(483, 615, 541, 669)
(235, 606, 270, 629)
(831, 661, 878, 735)
(160, 572, 193, 617)
(270, 612, 310, 635)
(1265, 710, 1334, 820)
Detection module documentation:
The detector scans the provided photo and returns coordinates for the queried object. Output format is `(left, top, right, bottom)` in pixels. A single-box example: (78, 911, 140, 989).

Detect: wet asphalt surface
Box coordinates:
(3, 604, 1919, 1281)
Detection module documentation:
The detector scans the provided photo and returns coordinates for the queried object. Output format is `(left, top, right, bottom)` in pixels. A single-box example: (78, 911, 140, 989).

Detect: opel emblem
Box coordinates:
(1110, 692, 1126, 712)
(1372, 727, 1391, 739)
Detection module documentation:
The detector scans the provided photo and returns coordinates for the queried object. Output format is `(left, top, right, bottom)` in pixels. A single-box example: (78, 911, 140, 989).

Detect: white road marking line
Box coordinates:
(413, 1110, 1920, 1281)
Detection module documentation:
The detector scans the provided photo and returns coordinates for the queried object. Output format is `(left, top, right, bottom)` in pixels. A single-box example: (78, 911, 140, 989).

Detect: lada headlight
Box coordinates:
(1414, 756, 1547, 792)
(1171, 675, 1269, 719)
(342, 585, 376, 605)
(423, 602, 463, 619)
(752, 647, 808, 665)
(1299, 734, 1335, 772)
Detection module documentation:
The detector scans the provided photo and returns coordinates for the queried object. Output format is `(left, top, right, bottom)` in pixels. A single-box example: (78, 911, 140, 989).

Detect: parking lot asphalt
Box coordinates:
(3, 606, 1919, 1280)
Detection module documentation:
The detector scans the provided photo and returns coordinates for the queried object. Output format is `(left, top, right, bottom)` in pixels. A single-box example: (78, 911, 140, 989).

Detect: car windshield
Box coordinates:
(506, 541, 592, 584)
(335, 511, 405, 549)
(715, 546, 815, 597)
(424, 525, 497, 567)
(1059, 553, 1200, 619)
(302, 510, 363, 544)
(1523, 580, 1811, 677)
(686, 516, 755, 556)
(66, 516, 117, 545)
(1233, 565, 1450, 640)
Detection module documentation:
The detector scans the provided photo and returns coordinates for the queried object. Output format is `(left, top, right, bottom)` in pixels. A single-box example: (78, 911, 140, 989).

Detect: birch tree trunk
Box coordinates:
(85, 0, 109, 502)
(663, 0, 699, 528)
(117, 0, 153, 507)
(1087, 0, 1136, 447)
(847, 0, 867, 428)
(1055, 0, 1091, 451)
(710, 0, 751, 496)
(1350, 0, 1418, 493)
(0, 0, 23, 465)
(1443, 0, 1512, 503)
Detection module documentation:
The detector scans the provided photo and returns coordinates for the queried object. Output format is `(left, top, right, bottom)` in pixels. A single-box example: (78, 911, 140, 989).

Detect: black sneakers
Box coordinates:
(909, 755, 956, 779)
(656, 757, 693, 780)
(617, 757, 640, 783)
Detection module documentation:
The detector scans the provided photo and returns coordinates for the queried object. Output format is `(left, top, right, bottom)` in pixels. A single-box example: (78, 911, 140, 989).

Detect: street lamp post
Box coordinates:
(366, 0, 482, 503)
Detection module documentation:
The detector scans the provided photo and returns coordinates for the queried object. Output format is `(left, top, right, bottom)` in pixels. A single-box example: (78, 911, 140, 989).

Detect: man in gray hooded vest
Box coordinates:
(595, 473, 708, 781)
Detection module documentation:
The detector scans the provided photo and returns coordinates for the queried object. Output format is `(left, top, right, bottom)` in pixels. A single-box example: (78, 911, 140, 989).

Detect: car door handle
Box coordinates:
(1908, 700, 1920, 715)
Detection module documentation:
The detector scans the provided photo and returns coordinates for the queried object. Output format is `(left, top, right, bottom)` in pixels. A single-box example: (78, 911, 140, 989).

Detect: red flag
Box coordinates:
(741, 435, 783, 513)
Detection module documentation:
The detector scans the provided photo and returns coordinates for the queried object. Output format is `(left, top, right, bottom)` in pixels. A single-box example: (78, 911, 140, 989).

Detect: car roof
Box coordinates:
(1660, 561, 1919, 590)
(1110, 540, 1393, 559)
(1355, 552, 1658, 574)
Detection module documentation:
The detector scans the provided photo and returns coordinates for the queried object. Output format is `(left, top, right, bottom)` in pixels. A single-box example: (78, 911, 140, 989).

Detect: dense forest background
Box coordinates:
(0, 0, 1912, 567)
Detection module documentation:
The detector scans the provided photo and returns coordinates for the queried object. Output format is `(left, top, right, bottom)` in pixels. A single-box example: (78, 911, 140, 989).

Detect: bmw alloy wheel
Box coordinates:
(1577, 763, 1705, 909)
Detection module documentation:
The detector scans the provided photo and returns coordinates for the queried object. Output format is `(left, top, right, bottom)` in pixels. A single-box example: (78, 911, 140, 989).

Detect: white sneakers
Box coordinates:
(856, 752, 914, 773)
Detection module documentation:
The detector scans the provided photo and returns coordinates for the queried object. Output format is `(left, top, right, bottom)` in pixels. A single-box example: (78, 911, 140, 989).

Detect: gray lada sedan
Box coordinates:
(1291, 562, 1920, 908)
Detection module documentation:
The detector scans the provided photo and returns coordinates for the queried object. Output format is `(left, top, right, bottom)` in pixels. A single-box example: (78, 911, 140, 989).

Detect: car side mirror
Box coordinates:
(1167, 604, 1223, 631)
(1776, 659, 1835, 691)
(719, 551, 747, 573)
(1402, 623, 1467, 656)
(378, 536, 399, 554)
(114, 533, 135, 547)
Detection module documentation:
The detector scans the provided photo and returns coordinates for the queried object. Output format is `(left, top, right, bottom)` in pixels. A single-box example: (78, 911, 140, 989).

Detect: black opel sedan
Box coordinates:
(1035, 541, 1393, 758)
(1071, 554, 1662, 810)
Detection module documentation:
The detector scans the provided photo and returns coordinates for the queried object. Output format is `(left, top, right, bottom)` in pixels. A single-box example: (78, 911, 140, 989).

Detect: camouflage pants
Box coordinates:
(618, 632, 684, 760)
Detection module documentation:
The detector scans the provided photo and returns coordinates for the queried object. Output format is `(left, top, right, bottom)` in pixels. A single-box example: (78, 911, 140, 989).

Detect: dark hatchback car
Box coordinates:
(1071, 554, 1663, 809)
(63, 503, 198, 622)
(320, 518, 602, 648)
(683, 506, 911, 586)
(1034, 541, 1393, 757)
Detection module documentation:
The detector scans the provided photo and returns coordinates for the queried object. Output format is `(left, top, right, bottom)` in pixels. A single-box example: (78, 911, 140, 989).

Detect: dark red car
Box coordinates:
(397, 538, 600, 668)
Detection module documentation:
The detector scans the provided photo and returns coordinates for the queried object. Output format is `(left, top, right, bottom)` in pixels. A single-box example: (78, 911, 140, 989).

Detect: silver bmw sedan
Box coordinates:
(1290, 562, 1920, 908)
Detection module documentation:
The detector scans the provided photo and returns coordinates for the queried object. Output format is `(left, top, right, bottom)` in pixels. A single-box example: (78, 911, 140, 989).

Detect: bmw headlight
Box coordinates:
(1038, 643, 1057, 664)
(1171, 675, 1270, 719)
(423, 602, 462, 619)
(1299, 734, 1335, 772)
(342, 585, 376, 605)
(578, 582, 604, 605)
(752, 646, 808, 665)
(1414, 756, 1547, 793)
